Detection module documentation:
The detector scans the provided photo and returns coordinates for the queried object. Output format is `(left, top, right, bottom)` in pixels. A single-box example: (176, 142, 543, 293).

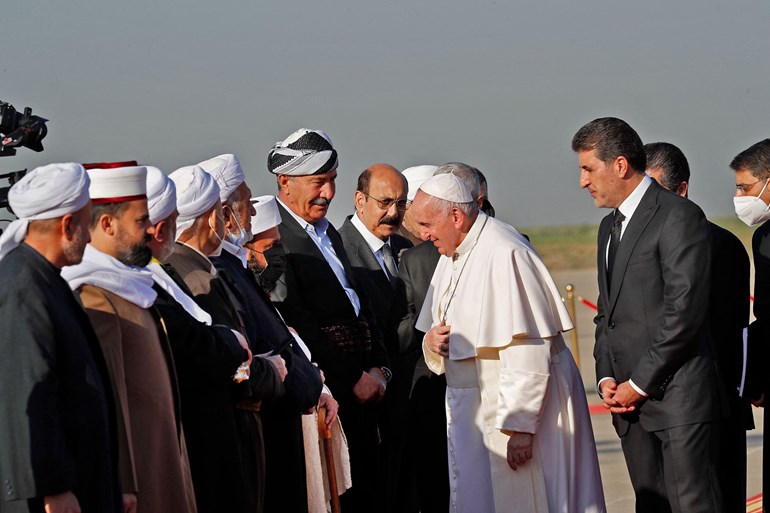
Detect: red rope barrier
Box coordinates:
(576, 296, 598, 311)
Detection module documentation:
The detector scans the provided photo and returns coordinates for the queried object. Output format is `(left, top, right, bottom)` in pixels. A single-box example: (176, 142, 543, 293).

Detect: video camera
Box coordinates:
(0, 101, 48, 157)
(0, 100, 49, 215)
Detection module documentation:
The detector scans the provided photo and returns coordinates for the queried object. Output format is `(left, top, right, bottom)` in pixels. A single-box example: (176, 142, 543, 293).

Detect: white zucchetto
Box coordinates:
(403, 165, 438, 201)
(146, 166, 177, 225)
(250, 195, 281, 236)
(169, 165, 221, 238)
(418, 173, 474, 203)
(198, 153, 246, 203)
(0, 163, 91, 261)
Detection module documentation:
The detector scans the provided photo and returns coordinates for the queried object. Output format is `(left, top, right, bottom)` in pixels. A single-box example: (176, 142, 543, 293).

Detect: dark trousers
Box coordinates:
(620, 420, 724, 513)
(718, 405, 747, 513)
(398, 373, 449, 513)
(234, 409, 265, 513)
(337, 397, 380, 513)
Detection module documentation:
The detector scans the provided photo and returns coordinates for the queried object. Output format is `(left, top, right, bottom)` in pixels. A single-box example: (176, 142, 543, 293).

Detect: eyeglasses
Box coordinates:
(364, 193, 408, 212)
(735, 178, 768, 195)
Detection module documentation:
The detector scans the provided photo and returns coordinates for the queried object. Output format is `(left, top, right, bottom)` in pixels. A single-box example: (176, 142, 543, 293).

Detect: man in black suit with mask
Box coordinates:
(572, 117, 724, 513)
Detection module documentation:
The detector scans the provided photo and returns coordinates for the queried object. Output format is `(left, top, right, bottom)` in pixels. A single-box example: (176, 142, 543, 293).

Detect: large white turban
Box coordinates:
(87, 166, 147, 203)
(267, 128, 338, 176)
(198, 153, 246, 203)
(402, 165, 438, 201)
(169, 165, 220, 238)
(0, 163, 91, 261)
(419, 173, 474, 203)
(146, 166, 177, 225)
(250, 195, 281, 236)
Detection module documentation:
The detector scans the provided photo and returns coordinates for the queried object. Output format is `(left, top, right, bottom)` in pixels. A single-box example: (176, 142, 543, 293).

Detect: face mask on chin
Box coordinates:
(734, 179, 770, 227)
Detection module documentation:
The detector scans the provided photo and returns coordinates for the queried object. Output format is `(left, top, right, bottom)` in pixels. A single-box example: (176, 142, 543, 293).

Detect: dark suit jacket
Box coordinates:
(748, 220, 770, 398)
(396, 242, 442, 388)
(594, 180, 722, 434)
(707, 222, 752, 427)
(0, 244, 122, 513)
(338, 215, 413, 356)
(271, 204, 390, 396)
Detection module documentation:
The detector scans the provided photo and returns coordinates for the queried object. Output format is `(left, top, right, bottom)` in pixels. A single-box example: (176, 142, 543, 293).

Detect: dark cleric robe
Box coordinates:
(212, 248, 323, 513)
(166, 242, 284, 513)
(0, 243, 122, 513)
(151, 262, 253, 513)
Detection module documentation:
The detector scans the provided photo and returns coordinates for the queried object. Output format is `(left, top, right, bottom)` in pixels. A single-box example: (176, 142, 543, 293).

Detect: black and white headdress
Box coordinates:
(267, 128, 338, 176)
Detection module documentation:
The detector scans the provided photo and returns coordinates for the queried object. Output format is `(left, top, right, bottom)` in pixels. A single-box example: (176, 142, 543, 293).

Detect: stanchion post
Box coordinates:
(565, 284, 580, 369)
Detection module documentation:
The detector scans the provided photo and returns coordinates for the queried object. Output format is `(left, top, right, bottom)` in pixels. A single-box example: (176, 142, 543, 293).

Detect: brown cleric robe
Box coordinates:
(78, 285, 197, 513)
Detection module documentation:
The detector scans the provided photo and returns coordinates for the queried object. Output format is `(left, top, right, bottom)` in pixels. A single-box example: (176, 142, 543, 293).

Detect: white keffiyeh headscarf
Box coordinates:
(0, 163, 91, 261)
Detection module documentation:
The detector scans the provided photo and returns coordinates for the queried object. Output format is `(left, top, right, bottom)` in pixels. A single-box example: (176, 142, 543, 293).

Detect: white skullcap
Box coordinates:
(87, 166, 147, 203)
(267, 128, 338, 176)
(419, 173, 474, 203)
(402, 165, 439, 201)
(145, 166, 177, 225)
(169, 165, 220, 238)
(198, 153, 246, 203)
(250, 195, 281, 236)
(0, 163, 91, 261)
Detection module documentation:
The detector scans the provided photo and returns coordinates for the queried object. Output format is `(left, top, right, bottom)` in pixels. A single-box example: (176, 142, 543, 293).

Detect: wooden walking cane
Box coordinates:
(317, 406, 342, 513)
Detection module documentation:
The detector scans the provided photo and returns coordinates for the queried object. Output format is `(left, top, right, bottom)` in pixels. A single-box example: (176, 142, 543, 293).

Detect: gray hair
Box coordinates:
(433, 162, 482, 201)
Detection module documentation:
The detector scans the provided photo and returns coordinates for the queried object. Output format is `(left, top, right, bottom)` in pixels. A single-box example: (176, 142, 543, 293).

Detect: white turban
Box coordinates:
(419, 174, 474, 203)
(146, 166, 177, 225)
(250, 195, 281, 236)
(0, 163, 91, 261)
(169, 165, 220, 238)
(87, 166, 147, 203)
(267, 128, 338, 176)
(402, 165, 438, 201)
(198, 153, 246, 203)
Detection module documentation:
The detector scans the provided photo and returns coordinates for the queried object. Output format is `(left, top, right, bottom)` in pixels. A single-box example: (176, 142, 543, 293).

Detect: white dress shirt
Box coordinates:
(350, 212, 392, 278)
(277, 198, 361, 316)
(599, 174, 653, 397)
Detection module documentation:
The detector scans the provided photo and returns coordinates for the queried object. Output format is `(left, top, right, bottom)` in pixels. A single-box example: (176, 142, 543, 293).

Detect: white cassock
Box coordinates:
(416, 212, 606, 513)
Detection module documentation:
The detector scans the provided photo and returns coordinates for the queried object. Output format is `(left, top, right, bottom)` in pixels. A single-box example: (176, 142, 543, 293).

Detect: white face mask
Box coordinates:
(734, 179, 770, 227)
(226, 211, 253, 248)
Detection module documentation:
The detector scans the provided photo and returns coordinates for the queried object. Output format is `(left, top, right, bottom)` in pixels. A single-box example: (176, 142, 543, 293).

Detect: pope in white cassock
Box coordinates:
(412, 174, 606, 513)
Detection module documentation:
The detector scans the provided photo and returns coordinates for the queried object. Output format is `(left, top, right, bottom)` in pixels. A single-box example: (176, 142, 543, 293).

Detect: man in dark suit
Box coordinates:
(338, 163, 412, 512)
(572, 117, 725, 513)
(728, 139, 770, 501)
(267, 128, 391, 511)
(645, 141, 751, 513)
(0, 164, 122, 513)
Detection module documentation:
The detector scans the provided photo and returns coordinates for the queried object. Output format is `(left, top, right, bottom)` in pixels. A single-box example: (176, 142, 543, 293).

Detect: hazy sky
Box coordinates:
(4, 0, 769, 228)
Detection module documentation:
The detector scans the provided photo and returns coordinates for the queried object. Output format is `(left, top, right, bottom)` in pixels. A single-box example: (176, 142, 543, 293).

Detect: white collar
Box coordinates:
(617, 174, 652, 221)
(454, 212, 488, 257)
(350, 212, 389, 253)
(277, 197, 330, 235)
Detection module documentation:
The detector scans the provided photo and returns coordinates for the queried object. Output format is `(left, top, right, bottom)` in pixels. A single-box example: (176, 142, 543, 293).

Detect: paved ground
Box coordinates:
(551, 268, 764, 512)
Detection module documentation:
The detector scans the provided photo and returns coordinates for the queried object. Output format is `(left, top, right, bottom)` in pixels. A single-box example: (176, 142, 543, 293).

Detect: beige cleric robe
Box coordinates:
(416, 212, 605, 513)
(79, 285, 197, 513)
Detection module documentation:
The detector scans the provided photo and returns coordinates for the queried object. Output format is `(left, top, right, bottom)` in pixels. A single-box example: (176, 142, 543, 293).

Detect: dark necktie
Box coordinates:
(607, 210, 625, 288)
(381, 243, 398, 286)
